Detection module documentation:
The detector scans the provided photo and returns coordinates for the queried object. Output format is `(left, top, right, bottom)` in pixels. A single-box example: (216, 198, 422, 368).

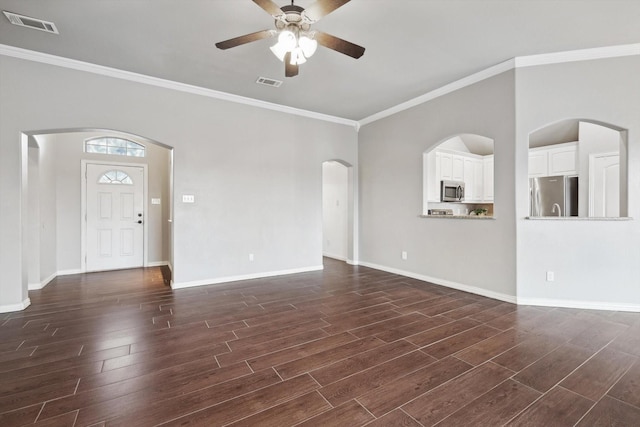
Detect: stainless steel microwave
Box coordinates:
(441, 180, 465, 202)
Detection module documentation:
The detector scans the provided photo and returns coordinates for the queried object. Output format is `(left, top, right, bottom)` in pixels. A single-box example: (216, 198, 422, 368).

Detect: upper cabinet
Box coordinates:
(483, 155, 494, 201)
(528, 141, 578, 177)
(426, 148, 493, 203)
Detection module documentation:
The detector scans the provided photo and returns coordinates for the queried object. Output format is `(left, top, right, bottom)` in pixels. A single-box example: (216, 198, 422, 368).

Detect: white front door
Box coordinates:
(590, 153, 620, 217)
(85, 163, 144, 271)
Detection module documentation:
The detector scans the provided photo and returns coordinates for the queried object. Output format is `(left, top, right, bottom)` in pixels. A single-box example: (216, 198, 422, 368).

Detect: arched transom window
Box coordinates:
(98, 170, 133, 185)
(85, 137, 145, 157)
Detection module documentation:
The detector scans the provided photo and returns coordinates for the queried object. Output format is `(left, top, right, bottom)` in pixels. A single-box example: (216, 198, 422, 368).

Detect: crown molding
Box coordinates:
(359, 42, 640, 127)
(515, 42, 640, 68)
(359, 59, 515, 127)
(2, 42, 639, 131)
(0, 44, 359, 130)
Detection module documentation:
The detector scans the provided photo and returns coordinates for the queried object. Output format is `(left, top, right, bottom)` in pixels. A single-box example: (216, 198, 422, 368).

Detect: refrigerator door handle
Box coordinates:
(530, 179, 542, 216)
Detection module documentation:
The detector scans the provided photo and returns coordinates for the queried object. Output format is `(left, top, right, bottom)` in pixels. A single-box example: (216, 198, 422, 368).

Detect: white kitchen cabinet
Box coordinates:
(463, 158, 475, 201)
(452, 155, 465, 181)
(548, 144, 578, 175)
(473, 159, 484, 202)
(464, 157, 484, 202)
(483, 155, 494, 201)
(528, 151, 548, 177)
(529, 142, 577, 177)
(425, 148, 494, 204)
(440, 152, 453, 180)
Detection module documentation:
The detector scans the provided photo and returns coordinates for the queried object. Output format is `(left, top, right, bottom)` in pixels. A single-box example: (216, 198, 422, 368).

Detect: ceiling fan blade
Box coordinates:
(303, 0, 351, 22)
(215, 30, 274, 50)
(314, 31, 365, 59)
(252, 0, 284, 17)
(284, 52, 299, 77)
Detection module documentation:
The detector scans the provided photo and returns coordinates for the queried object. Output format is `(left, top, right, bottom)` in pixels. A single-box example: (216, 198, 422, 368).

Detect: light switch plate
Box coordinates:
(182, 195, 195, 203)
(151, 198, 161, 205)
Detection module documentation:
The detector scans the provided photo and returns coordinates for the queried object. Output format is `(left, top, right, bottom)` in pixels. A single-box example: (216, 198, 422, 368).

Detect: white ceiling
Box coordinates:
(1, 0, 639, 121)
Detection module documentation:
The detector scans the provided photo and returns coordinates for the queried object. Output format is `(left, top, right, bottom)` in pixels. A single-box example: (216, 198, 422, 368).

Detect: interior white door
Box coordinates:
(590, 153, 620, 217)
(85, 163, 144, 271)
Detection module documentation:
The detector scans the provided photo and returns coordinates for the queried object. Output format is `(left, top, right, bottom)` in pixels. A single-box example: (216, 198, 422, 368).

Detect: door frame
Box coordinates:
(588, 151, 619, 217)
(81, 159, 149, 272)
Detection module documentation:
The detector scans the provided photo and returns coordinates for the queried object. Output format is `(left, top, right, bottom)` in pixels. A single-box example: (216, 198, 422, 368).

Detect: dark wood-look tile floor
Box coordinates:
(1, 259, 639, 426)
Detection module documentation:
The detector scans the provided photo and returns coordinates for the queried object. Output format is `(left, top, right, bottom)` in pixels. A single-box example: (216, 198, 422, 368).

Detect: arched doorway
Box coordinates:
(22, 128, 174, 290)
(322, 160, 356, 264)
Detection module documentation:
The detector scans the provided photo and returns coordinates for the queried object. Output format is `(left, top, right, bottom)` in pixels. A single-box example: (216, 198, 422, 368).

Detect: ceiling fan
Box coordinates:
(215, 0, 365, 77)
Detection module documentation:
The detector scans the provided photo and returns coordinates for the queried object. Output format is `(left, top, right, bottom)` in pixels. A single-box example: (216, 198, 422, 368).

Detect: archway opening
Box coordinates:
(22, 128, 174, 290)
(423, 134, 495, 216)
(322, 160, 354, 263)
(528, 119, 627, 218)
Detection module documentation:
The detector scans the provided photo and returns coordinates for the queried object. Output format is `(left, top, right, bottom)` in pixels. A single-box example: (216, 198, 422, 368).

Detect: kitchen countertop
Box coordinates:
(421, 215, 633, 221)
(525, 216, 633, 221)
(420, 215, 495, 220)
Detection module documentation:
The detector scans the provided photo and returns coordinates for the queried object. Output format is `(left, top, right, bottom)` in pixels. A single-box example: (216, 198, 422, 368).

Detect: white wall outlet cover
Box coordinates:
(401, 251, 408, 260)
(546, 271, 555, 281)
(151, 198, 161, 205)
(182, 195, 195, 203)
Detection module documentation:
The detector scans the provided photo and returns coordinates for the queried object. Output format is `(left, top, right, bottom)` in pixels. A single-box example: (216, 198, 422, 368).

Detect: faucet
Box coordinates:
(552, 203, 562, 216)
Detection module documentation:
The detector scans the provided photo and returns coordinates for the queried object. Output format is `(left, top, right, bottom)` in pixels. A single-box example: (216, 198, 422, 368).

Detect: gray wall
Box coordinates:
(322, 161, 348, 260)
(358, 71, 517, 300)
(0, 55, 357, 309)
(515, 56, 640, 308)
(3, 51, 639, 312)
(37, 136, 58, 286)
(27, 146, 40, 287)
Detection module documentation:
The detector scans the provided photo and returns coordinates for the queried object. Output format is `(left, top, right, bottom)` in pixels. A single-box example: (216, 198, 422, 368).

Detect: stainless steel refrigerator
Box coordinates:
(529, 176, 578, 217)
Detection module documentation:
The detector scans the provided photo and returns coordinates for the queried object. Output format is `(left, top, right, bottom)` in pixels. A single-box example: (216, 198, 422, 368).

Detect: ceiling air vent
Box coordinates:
(3, 11, 59, 34)
(256, 77, 283, 88)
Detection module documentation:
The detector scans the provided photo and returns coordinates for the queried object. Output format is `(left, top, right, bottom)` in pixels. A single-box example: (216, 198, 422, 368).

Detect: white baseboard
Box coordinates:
(358, 261, 517, 304)
(517, 297, 640, 313)
(57, 269, 83, 276)
(0, 298, 31, 313)
(147, 261, 170, 267)
(357, 261, 639, 312)
(346, 259, 359, 266)
(28, 272, 58, 290)
(171, 265, 324, 290)
(323, 252, 347, 261)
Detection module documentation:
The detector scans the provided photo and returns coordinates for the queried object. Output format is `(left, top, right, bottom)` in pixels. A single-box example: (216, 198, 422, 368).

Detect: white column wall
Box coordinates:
(358, 71, 517, 301)
(515, 56, 640, 310)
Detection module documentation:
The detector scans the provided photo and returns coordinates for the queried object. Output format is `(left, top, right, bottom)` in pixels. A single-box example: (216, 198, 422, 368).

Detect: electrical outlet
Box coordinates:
(249, 253, 254, 262)
(182, 194, 195, 203)
(546, 271, 555, 282)
(401, 251, 408, 260)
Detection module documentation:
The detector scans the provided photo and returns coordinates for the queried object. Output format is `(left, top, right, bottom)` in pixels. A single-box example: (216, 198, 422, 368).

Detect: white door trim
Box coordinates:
(588, 151, 619, 217)
(81, 159, 149, 272)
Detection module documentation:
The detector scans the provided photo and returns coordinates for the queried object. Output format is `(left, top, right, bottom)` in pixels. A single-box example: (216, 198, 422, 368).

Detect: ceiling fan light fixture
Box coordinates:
(290, 47, 306, 65)
(298, 35, 317, 58)
(277, 29, 297, 51)
(215, 0, 365, 77)
(270, 42, 288, 61)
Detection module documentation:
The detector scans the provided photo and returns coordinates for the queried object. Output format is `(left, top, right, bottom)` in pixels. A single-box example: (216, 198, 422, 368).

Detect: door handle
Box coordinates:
(137, 220, 143, 224)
